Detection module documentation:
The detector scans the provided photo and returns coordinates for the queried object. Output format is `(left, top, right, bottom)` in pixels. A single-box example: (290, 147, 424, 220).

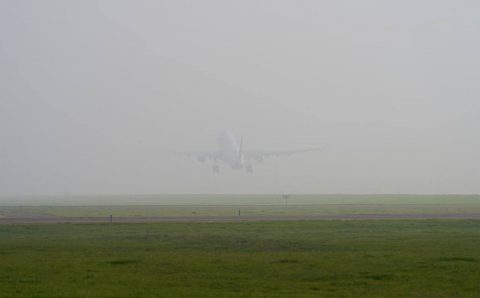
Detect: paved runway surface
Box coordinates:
(2, 213, 480, 224)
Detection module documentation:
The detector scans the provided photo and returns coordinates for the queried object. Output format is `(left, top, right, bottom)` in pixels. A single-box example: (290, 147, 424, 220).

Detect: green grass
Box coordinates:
(1, 220, 480, 297)
(1, 194, 480, 217)
(3, 203, 480, 218)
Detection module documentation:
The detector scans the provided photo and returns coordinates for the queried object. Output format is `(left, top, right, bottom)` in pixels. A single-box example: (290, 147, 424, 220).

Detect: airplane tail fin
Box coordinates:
(238, 136, 244, 160)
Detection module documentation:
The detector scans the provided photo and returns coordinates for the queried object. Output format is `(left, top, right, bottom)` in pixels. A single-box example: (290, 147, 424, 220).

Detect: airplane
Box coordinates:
(171, 131, 327, 173)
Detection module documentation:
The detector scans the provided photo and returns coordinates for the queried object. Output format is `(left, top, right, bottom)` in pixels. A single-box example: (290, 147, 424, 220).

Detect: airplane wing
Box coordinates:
(168, 150, 221, 162)
(244, 145, 328, 162)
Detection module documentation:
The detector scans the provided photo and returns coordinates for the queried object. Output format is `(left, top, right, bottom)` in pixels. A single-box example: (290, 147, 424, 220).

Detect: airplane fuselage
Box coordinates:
(217, 131, 245, 170)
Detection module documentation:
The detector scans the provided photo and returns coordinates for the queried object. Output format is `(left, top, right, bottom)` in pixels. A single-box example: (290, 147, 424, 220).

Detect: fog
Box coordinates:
(1, 0, 479, 195)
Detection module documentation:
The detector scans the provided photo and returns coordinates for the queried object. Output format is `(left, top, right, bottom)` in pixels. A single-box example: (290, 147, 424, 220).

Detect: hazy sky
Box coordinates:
(1, 0, 479, 195)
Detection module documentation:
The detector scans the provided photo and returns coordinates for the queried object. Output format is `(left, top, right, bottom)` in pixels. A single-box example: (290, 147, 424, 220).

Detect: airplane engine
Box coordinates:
(197, 156, 206, 162)
(212, 164, 220, 173)
(256, 157, 264, 163)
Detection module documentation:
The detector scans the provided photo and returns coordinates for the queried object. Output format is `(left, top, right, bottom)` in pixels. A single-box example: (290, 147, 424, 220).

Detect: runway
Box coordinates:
(1, 213, 480, 224)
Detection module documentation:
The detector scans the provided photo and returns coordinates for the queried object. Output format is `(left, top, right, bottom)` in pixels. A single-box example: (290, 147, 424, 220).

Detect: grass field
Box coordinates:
(1, 220, 480, 297)
(1, 194, 480, 217)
